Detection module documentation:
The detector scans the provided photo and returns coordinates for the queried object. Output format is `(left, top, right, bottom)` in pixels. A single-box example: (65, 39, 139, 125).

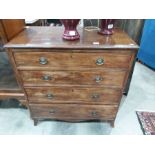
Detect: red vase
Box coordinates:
(98, 19, 115, 35)
(60, 19, 80, 41)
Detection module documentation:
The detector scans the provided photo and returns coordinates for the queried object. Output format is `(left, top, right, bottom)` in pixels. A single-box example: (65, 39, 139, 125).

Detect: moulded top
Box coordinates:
(5, 26, 139, 50)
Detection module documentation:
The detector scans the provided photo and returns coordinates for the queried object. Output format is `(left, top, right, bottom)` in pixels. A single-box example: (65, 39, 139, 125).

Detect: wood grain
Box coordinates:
(29, 103, 118, 120)
(20, 69, 127, 88)
(5, 27, 139, 49)
(25, 86, 121, 104)
(0, 19, 25, 41)
(0, 89, 25, 100)
(14, 51, 132, 69)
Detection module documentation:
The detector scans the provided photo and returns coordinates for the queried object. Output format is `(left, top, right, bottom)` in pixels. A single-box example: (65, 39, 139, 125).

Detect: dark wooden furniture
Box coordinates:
(4, 26, 139, 126)
(0, 19, 25, 42)
(0, 19, 26, 105)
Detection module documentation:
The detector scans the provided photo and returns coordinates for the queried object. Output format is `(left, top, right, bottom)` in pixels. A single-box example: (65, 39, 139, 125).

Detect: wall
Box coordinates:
(84, 19, 145, 44)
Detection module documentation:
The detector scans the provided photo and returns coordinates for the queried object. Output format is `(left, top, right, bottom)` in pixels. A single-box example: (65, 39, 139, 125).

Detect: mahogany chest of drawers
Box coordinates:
(5, 26, 138, 126)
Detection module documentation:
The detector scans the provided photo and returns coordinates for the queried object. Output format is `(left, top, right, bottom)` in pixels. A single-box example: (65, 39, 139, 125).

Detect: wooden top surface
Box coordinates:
(5, 26, 139, 49)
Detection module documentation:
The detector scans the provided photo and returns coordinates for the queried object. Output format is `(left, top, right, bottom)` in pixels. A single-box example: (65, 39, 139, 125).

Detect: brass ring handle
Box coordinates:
(91, 111, 97, 117)
(46, 93, 54, 99)
(95, 76, 103, 83)
(42, 75, 52, 81)
(49, 109, 55, 114)
(96, 58, 104, 65)
(39, 57, 48, 65)
(91, 94, 100, 99)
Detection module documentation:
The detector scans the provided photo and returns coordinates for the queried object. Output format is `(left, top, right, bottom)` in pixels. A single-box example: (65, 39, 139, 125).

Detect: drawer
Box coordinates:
(25, 87, 121, 104)
(20, 69, 127, 88)
(14, 51, 132, 70)
(29, 104, 118, 120)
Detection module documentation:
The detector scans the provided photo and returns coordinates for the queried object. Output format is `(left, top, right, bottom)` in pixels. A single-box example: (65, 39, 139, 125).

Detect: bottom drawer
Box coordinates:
(29, 104, 118, 121)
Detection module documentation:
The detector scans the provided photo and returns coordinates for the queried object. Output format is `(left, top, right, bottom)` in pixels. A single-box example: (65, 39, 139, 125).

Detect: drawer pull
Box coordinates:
(49, 109, 55, 114)
(42, 75, 52, 81)
(95, 76, 103, 83)
(92, 94, 100, 99)
(46, 93, 54, 99)
(91, 111, 98, 117)
(39, 57, 48, 65)
(96, 58, 104, 65)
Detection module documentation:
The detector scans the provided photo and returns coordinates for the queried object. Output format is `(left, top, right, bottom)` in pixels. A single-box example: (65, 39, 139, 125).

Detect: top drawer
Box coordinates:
(13, 50, 132, 70)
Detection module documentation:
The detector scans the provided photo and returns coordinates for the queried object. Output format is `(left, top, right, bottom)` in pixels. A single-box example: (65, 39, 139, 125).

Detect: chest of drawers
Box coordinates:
(5, 27, 138, 126)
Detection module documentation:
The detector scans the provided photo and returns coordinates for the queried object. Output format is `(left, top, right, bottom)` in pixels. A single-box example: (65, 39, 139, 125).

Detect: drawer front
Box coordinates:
(14, 51, 132, 69)
(29, 104, 118, 120)
(25, 87, 121, 103)
(20, 70, 127, 88)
